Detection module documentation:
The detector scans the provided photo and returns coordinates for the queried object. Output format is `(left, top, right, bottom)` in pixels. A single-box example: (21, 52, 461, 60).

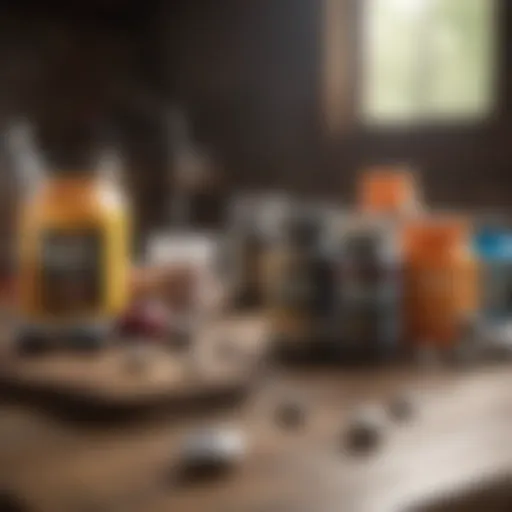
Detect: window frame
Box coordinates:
(321, 0, 503, 136)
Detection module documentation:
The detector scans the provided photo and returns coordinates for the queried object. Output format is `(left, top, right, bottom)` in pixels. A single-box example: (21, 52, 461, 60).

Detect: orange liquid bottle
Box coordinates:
(403, 216, 479, 348)
(17, 168, 130, 350)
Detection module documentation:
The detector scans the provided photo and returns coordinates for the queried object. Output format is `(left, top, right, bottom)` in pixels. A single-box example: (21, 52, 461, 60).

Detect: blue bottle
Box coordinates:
(473, 227, 512, 323)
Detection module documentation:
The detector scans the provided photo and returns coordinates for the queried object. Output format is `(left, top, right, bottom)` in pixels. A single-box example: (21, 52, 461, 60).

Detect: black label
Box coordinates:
(40, 230, 102, 315)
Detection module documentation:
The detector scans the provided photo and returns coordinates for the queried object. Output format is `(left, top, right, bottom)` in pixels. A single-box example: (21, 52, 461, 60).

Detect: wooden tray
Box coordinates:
(0, 316, 270, 420)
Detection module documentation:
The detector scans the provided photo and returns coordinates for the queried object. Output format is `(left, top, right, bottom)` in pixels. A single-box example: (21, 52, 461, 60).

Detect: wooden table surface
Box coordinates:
(1, 362, 512, 512)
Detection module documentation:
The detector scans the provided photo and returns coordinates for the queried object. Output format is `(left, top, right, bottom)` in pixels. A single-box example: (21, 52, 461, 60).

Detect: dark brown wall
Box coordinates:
(0, 0, 171, 236)
(1, 0, 511, 237)
(166, 0, 512, 212)
(164, 0, 322, 194)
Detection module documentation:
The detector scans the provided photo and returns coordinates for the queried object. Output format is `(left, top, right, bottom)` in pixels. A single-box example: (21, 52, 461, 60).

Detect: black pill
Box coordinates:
(275, 400, 307, 429)
(387, 393, 415, 422)
(344, 408, 384, 455)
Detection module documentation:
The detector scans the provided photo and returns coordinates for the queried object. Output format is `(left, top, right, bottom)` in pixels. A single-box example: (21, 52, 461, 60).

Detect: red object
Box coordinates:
(117, 299, 169, 339)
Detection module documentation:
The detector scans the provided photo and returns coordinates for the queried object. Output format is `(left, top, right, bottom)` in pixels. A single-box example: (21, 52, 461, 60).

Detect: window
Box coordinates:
(361, 0, 497, 125)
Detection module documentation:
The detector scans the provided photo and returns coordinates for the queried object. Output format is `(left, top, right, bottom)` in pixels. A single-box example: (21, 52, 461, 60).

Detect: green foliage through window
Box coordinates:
(362, 0, 497, 124)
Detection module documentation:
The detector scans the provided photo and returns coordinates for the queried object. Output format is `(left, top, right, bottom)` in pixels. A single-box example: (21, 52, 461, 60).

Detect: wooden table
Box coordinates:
(1, 362, 512, 511)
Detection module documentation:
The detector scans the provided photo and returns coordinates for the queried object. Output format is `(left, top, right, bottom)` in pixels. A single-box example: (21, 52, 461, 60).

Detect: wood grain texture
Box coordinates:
(1, 363, 512, 511)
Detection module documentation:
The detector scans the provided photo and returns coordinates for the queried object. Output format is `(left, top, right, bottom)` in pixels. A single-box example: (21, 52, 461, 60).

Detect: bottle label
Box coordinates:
(40, 229, 103, 315)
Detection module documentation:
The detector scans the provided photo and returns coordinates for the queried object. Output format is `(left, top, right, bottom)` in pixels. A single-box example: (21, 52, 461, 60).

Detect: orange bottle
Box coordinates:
(403, 216, 479, 348)
(359, 167, 420, 216)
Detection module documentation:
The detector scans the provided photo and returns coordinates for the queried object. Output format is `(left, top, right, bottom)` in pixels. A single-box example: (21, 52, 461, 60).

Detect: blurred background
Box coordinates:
(0, 1, 511, 511)
(0, 0, 505, 241)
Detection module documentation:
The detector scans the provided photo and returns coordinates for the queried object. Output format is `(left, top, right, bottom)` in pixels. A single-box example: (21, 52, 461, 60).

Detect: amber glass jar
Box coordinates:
(17, 170, 130, 345)
(403, 217, 479, 348)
